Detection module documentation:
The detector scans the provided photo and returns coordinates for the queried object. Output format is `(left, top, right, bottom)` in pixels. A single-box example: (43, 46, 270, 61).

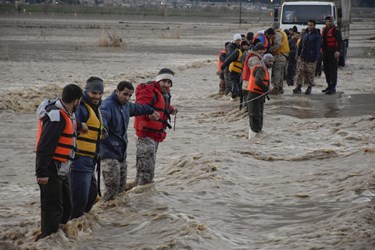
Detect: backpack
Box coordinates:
(135, 81, 158, 106)
(36, 99, 58, 120)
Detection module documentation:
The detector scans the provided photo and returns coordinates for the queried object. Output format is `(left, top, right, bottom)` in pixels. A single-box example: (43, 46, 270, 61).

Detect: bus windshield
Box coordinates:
(282, 5, 332, 25)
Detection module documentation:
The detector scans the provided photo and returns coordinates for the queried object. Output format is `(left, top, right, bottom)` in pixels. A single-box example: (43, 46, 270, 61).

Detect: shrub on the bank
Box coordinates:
(98, 30, 123, 47)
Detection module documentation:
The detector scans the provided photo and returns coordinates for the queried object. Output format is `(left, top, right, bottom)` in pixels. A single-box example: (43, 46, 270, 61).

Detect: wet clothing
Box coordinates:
(134, 81, 174, 186)
(35, 100, 77, 238)
(100, 91, 154, 200)
(101, 159, 127, 201)
(322, 25, 342, 93)
(221, 49, 244, 98)
(135, 137, 158, 185)
(224, 42, 240, 94)
(70, 93, 102, 219)
(247, 65, 270, 133)
(100, 91, 155, 161)
(134, 81, 175, 142)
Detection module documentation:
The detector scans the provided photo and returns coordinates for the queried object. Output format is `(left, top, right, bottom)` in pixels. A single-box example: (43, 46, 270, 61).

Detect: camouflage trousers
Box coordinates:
(296, 59, 316, 87)
(101, 159, 127, 201)
(271, 54, 288, 90)
(135, 137, 159, 186)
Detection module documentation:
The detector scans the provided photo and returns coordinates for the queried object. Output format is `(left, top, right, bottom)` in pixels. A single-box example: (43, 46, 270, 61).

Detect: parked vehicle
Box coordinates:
(274, 0, 351, 66)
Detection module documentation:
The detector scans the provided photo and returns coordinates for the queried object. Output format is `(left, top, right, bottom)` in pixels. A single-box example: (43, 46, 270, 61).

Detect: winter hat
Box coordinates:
(253, 42, 265, 51)
(85, 77, 104, 93)
(292, 26, 298, 33)
(263, 53, 275, 62)
(325, 15, 334, 21)
(155, 68, 175, 86)
(233, 33, 242, 42)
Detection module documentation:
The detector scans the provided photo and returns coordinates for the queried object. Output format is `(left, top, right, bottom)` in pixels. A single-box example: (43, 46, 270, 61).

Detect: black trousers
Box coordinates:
(247, 92, 265, 133)
(39, 174, 72, 238)
(323, 51, 338, 90)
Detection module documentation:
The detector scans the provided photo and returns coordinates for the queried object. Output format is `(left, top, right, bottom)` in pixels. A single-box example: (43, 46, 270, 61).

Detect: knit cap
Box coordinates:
(85, 77, 104, 93)
(233, 33, 242, 42)
(263, 53, 275, 62)
(155, 72, 174, 85)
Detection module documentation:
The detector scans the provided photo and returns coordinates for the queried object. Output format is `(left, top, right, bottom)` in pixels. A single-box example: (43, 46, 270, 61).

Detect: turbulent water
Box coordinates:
(1, 10, 375, 250)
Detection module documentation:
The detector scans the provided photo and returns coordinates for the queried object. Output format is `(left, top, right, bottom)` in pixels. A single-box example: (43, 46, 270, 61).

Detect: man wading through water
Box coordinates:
(134, 68, 178, 186)
(246, 54, 275, 139)
(100, 81, 158, 201)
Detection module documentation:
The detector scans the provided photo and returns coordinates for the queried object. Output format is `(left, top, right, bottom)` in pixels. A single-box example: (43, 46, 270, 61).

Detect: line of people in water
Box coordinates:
(217, 16, 343, 139)
(217, 15, 342, 98)
(35, 69, 177, 238)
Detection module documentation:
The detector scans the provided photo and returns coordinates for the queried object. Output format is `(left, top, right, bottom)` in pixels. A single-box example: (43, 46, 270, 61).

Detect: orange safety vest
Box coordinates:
(247, 65, 270, 94)
(36, 109, 76, 162)
(242, 52, 262, 81)
(322, 26, 338, 49)
(217, 49, 226, 71)
(253, 33, 269, 49)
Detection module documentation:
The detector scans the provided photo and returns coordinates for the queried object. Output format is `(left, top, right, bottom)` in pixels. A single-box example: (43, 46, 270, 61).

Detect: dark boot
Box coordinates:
(325, 87, 336, 95)
(293, 84, 302, 94)
(305, 86, 312, 95)
(322, 86, 330, 93)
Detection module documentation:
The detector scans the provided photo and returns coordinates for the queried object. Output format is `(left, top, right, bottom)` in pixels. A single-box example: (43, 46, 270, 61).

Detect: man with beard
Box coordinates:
(35, 84, 83, 237)
(321, 15, 343, 95)
(246, 54, 275, 139)
(134, 68, 178, 186)
(70, 77, 104, 219)
(265, 28, 290, 95)
(293, 20, 321, 95)
(100, 81, 159, 201)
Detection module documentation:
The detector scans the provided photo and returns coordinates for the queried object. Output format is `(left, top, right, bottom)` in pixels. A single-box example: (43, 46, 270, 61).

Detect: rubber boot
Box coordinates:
(305, 86, 312, 95)
(293, 84, 302, 94)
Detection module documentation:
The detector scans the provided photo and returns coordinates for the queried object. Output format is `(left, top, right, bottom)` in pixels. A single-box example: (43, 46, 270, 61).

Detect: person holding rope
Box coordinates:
(246, 53, 275, 139)
(99, 81, 158, 201)
(70, 77, 104, 219)
(134, 68, 178, 186)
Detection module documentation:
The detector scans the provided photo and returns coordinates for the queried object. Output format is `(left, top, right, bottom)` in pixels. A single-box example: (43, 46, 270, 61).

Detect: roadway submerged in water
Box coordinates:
(268, 93, 375, 119)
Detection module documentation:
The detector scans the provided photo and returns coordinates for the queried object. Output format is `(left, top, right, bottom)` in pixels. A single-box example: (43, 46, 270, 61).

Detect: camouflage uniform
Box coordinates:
(101, 159, 127, 201)
(271, 54, 287, 94)
(135, 137, 159, 185)
(295, 59, 316, 87)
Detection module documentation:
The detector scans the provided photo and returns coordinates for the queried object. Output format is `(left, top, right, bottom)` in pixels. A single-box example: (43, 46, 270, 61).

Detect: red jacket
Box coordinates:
(134, 81, 174, 142)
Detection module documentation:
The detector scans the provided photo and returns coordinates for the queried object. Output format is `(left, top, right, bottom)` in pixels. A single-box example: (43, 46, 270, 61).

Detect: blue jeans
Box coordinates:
(70, 156, 98, 219)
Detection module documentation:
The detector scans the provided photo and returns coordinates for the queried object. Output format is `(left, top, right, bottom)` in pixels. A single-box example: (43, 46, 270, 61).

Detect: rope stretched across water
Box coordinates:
(239, 90, 270, 107)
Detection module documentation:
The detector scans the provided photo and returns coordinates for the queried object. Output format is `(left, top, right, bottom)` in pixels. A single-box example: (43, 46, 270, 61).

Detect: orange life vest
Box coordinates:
(253, 33, 269, 49)
(217, 49, 226, 71)
(322, 26, 338, 49)
(242, 52, 262, 81)
(36, 108, 76, 162)
(247, 65, 270, 94)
